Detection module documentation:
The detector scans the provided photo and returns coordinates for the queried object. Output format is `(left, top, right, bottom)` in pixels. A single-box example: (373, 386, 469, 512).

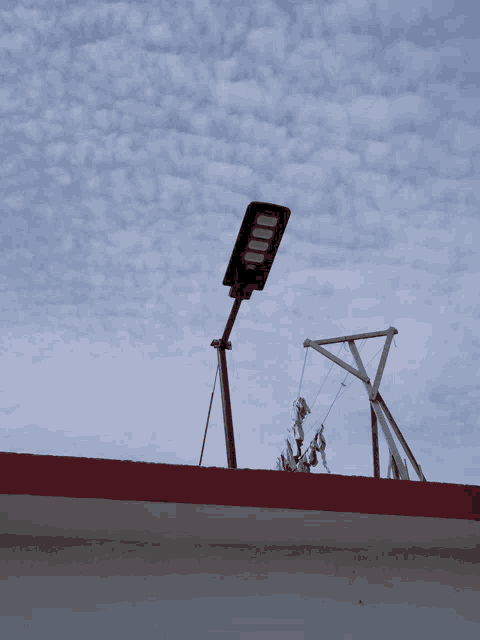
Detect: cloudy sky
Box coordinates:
(1, 0, 479, 486)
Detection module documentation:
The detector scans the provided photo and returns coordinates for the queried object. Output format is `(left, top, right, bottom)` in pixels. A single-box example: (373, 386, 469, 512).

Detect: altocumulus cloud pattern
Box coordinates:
(0, 0, 479, 483)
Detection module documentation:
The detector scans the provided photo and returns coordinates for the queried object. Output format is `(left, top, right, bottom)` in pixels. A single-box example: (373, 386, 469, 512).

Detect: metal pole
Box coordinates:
(376, 392, 426, 482)
(370, 402, 380, 478)
(348, 341, 409, 480)
(210, 297, 243, 470)
(217, 345, 237, 469)
(371, 400, 409, 480)
(221, 297, 242, 344)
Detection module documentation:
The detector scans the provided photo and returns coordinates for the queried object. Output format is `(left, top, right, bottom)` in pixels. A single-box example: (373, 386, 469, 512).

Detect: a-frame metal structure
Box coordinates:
(303, 327, 426, 481)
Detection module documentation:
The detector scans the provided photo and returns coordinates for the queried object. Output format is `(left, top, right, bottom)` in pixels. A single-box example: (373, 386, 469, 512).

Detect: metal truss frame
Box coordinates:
(303, 327, 426, 482)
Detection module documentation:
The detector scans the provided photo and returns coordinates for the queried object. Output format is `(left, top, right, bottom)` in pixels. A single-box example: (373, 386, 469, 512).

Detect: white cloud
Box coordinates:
(0, 0, 477, 482)
(453, 122, 480, 154)
(205, 161, 254, 190)
(277, 269, 365, 292)
(321, 46, 346, 78)
(216, 81, 264, 109)
(324, 0, 372, 28)
(349, 297, 381, 312)
(0, 29, 35, 54)
(334, 33, 375, 58)
(215, 58, 237, 82)
(145, 22, 172, 45)
(246, 27, 286, 61)
(290, 39, 325, 59)
(351, 172, 395, 207)
(282, 164, 327, 188)
(349, 96, 391, 133)
(390, 94, 429, 125)
(376, 0, 435, 25)
(364, 141, 390, 165)
(236, 116, 287, 147)
(384, 40, 440, 80)
(311, 147, 361, 170)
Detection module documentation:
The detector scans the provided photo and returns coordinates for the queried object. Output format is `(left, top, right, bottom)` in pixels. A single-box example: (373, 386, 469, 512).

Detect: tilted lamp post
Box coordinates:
(211, 202, 291, 469)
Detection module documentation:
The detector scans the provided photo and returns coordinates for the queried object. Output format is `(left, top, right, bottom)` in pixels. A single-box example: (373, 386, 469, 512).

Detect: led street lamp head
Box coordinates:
(223, 202, 291, 300)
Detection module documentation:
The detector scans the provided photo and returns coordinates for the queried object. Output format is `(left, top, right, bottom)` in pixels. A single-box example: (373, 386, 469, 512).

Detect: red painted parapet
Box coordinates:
(0, 451, 478, 521)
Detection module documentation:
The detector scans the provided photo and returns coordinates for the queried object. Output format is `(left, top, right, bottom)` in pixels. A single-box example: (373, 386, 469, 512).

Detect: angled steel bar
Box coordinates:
(370, 400, 409, 480)
(303, 339, 369, 383)
(392, 455, 400, 479)
(376, 392, 426, 482)
(370, 402, 380, 478)
(211, 297, 243, 470)
(347, 341, 408, 480)
(309, 327, 398, 347)
(221, 297, 242, 344)
(387, 454, 401, 480)
(347, 340, 376, 402)
(347, 340, 370, 384)
(371, 327, 395, 401)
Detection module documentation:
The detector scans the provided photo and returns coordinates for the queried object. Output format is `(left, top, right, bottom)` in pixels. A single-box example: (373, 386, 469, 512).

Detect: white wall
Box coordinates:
(0, 495, 479, 639)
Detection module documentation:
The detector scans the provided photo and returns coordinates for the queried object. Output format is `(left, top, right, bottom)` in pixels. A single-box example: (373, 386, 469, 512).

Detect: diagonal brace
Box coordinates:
(370, 402, 380, 478)
(348, 341, 409, 480)
(376, 392, 426, 482)
(371, 327, 395, 401)
(370, 400, 409, 480)
(304, 339, 370, 384)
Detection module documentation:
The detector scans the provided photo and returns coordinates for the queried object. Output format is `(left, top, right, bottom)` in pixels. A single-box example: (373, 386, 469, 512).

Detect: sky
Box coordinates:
(0, 0, 479, 486)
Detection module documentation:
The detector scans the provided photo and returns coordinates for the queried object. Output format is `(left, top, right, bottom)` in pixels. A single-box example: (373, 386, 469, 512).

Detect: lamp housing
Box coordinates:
(223, 202, 291, 300)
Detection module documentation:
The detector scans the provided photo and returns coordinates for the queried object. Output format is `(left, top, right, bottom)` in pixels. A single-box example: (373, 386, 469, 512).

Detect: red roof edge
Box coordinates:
(1, 451, 479, 521)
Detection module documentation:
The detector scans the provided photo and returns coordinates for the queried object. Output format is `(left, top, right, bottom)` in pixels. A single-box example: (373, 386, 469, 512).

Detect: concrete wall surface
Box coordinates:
(0, 493, 479, 640)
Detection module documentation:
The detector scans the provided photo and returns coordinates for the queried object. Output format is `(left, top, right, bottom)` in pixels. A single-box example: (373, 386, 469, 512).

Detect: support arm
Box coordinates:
(371, 327, 395, 401)
(377, 392, 426, 482)
(304, 339, 370, 384)
(371, 400, 409, 480)
(210, 297, 243, 470)
(370, 402, 380, 478)
(221, 297, 242, 346)
(347, 341, 409, 480)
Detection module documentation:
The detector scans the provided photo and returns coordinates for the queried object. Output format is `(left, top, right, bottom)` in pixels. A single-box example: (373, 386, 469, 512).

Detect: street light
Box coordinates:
(223, 201, 292, 300)
(211, 202, 291, 469)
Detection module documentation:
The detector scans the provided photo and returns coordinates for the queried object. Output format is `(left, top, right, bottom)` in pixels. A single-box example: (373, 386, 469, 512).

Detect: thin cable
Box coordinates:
(296, 348, 308, 400)
(303, 338, 370, 442)
(309, 338, 366, 428)
(287, 348, 309, 426)
(320, 378, 345, 425)
(335, 342, 384, 404)
(199, 362, 219, 466)
(309, 342, 344, 413)
(298, 340, 380, 466)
